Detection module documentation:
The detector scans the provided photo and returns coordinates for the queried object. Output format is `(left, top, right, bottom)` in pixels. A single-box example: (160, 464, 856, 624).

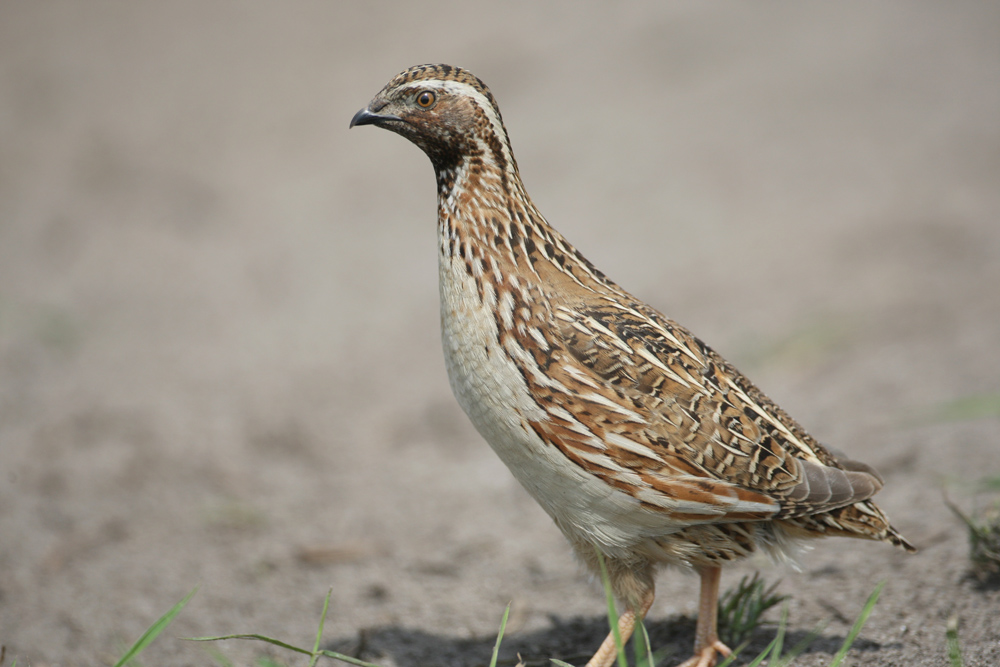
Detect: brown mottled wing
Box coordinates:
(553, 298, 884, 521)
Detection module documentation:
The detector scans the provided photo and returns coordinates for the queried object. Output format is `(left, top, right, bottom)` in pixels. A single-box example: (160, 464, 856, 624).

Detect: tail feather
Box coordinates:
(780, 500, 916, 552)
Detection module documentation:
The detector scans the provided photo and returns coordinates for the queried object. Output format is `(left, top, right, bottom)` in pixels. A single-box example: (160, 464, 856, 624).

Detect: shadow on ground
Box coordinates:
(326, 614, 889, 667)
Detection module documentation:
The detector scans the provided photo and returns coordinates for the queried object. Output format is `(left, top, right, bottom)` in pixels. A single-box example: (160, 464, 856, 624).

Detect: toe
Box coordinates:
(712, 639, 732, 657)
(675, 641, 732, 667)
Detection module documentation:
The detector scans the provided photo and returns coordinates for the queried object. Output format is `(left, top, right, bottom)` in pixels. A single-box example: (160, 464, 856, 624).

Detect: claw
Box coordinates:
(676, 640, 732, 667)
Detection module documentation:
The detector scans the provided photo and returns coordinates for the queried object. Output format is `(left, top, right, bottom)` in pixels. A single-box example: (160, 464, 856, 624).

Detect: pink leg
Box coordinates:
(677, 566, 732, 667)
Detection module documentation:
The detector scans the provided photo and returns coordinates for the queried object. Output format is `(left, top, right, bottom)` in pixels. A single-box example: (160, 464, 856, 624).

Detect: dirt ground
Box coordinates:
(2, 2, 999, 666)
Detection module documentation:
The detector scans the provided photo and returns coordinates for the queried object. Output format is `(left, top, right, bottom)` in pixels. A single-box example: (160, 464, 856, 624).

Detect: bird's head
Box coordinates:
(350, 64, 515, 176)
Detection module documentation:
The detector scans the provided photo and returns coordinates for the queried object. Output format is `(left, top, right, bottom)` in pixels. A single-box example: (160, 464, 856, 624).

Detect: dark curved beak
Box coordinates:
(349, 107, 402, 128)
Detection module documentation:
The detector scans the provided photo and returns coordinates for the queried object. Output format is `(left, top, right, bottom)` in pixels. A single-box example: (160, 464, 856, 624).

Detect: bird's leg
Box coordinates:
(677, 565, 731, 667)
(584, 587, 655, 667)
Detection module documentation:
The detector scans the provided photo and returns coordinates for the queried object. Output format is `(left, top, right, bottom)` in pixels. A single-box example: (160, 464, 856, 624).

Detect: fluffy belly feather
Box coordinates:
(438, 254, 669, 557)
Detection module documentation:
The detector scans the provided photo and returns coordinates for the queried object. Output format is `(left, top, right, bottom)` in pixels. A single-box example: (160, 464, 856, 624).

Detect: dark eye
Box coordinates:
(416, 90, 436, 108)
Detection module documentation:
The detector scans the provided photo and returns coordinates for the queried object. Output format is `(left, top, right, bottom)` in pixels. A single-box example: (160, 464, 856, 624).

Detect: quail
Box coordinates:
(350, 64, 913, 667)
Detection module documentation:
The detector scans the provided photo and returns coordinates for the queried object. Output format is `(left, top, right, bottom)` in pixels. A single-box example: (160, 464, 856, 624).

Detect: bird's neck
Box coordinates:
(433, 152, 615, 299)
(435, 152, 539, 261)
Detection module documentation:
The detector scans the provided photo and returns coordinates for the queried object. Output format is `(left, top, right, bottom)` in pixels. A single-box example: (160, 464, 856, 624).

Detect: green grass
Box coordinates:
(946, 615, 965, 667)
(827, 581, 883, 667)
(549, 550, 881, 667)
(945, 476, 1000, 583)
(488, 603, 512, 667)
(550, 551, 669, 667)
(188, 588, 382, 667)
(717, 572, 788, 647)
(113, 586, 198, 667)
(99, 569, 887, 667)
(189, 591, 511, 667)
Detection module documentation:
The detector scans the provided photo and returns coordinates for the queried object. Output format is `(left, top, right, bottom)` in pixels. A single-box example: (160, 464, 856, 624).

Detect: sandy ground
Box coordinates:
(2, 2, 999, 666)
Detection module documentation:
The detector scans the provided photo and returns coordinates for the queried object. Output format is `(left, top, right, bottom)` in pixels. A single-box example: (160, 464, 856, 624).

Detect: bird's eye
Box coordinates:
(416, 91, 436, 108)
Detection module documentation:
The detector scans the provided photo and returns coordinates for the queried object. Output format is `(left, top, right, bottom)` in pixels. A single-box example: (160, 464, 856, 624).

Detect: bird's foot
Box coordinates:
(676, 639, 731, 667)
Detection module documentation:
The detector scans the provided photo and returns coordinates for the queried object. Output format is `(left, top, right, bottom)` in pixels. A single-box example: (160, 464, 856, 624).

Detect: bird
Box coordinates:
(350, 64, 914, 667)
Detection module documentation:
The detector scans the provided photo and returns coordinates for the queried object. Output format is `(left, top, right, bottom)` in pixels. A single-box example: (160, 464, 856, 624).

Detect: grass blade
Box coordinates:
(186, 634, 312, 656)
(595, 551, 627, 667)
(774, 621, 826, 666)
(742, 633, 779, 667)
(717, 573, 787, 646)
(114, 586, 198, 667)
(770, 605, 787, 664)
(489, 602, 512, 667)
(316, 650, 387, 667)
(946, 615, 964, 667)
(829, 581, 884, 667)
(188, 588, 386, 667)
(715, 641, 750, 667)
(309, 589, 334, 667)
(631, 619, 650, 667)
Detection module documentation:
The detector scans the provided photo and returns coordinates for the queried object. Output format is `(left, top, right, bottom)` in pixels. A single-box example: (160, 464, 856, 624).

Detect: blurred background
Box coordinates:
(1, 2, 998, 665)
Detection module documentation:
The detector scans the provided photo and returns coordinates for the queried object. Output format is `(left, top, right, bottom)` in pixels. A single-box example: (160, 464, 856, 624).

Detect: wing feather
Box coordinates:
(549, 300, 884, 521)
